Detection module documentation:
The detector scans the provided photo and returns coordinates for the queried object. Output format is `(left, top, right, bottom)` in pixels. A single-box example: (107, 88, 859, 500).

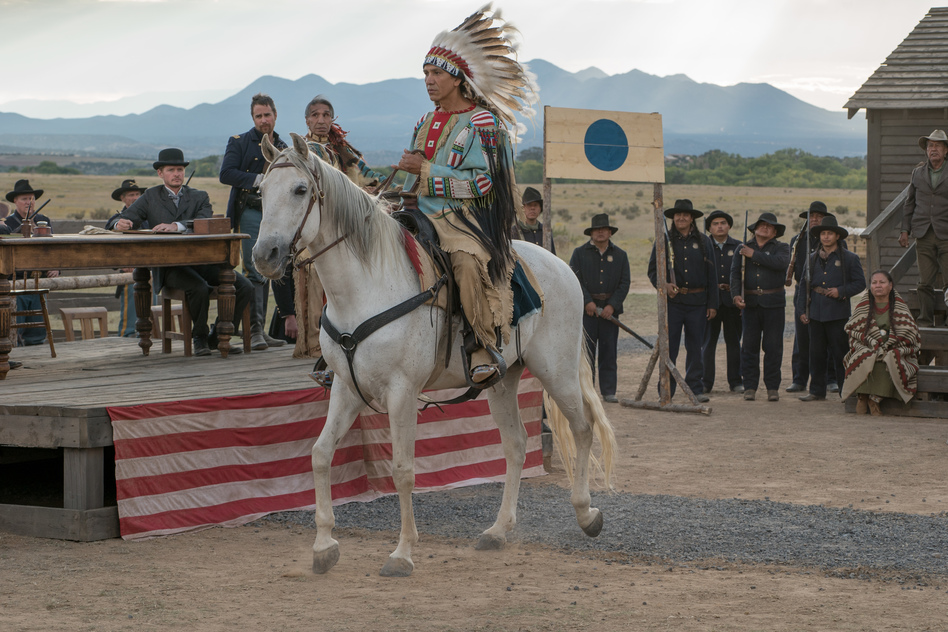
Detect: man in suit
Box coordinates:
(900, 129, 948, 326)
(219, 93, 288, 351)
(114, 148, 253, 356)
(701, 210, 742, 394)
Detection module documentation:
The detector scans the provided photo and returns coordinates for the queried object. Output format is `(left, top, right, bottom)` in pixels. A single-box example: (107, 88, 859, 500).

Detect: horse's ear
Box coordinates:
(261, 134, 279, 163)
(290, 132, 310, 159)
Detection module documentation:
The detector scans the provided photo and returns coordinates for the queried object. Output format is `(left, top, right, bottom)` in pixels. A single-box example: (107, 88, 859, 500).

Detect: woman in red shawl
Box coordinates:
(841, 270, 920, 415)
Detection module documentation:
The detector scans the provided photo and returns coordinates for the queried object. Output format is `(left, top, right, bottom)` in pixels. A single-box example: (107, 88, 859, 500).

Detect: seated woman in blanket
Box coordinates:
(841, 270, 920, 415)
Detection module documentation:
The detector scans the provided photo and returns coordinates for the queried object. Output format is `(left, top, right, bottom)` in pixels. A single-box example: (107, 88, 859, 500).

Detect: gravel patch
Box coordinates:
(262, 483, 948, 582)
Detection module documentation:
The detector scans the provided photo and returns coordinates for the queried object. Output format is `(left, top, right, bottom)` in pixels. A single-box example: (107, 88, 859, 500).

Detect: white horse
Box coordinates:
(254, 133, 617, 577)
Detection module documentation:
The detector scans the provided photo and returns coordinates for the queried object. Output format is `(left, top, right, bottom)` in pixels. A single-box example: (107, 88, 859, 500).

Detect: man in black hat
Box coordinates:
(899, 129, 948, 326)
(114, 148, 253, 356)
(516, 186, 555, 255)
(797, 216, 865, 401)
(786, 202, 841, 393)
(647, 199, 718, 402)
(702, 209, 743, 394)
(4, 179, 59, 346)
(570, 213, 631, 402)
(105, 179, 149, 337)
(219, 93, 288, 351)
(731, 212, 791, 402)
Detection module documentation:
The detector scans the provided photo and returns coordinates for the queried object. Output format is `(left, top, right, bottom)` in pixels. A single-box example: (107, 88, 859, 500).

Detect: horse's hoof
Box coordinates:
(312, 543, 340, 574)
(379, 557, 413, 577)
(475, 533, 506, 551)
(581, 509, 603, 537)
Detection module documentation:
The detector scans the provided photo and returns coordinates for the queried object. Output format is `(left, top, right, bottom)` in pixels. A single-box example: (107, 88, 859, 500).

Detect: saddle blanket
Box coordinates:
(108, 374, 544, 541)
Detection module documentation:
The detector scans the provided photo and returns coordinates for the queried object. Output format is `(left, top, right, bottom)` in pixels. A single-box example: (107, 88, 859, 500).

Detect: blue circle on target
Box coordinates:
(584, 119, 629, 172)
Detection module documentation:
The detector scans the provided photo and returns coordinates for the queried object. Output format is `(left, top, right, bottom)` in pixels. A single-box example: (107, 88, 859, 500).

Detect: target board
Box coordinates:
(543, 107, 664, 183)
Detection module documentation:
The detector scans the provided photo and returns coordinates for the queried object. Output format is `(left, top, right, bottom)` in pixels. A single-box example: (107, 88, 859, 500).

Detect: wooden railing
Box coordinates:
(860, 185, 910, 278)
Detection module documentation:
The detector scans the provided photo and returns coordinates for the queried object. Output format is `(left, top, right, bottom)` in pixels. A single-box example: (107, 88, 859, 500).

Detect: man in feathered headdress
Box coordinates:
(397, 3, 538, 386)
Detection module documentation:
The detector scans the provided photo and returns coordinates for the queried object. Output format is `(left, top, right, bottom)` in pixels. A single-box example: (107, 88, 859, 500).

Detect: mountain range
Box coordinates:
(0, 60, 866, 164)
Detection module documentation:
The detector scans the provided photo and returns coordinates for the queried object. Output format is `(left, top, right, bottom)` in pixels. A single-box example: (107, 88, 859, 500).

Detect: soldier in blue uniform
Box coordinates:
(798, 216, 866, 401)
(648, 199, 719, 402)
(731, 212, 791, 402)
(570, 213, 631, 403)
(786, 202, 841, 394)
(516, 187, 555, 255)
(701, 210, 743, 394)
(219, 93, 289, 351)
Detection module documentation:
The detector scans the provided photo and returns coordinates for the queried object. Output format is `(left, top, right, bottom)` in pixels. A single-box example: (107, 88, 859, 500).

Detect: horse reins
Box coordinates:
(266, 159, 347, 270)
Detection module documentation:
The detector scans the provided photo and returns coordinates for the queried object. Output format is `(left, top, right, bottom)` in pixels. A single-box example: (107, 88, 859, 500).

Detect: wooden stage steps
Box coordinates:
(0, 337, 316, 541)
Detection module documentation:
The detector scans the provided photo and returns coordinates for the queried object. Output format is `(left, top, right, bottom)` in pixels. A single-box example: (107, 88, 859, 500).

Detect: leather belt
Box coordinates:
(677, 287, 706, 295)
(590, 293, 612, 300)
(745, 288, 783, 295)
(718, 283, 730, 292)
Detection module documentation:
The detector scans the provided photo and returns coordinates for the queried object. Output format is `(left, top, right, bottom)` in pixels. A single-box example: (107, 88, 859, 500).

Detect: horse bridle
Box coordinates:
(266, 157, 347, 270)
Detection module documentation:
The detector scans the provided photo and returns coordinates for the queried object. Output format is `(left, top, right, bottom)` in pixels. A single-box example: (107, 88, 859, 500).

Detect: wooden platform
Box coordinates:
(0, 337, 314, 541)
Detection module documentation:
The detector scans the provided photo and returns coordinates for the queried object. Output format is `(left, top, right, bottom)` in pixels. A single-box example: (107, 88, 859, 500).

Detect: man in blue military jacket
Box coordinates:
(570, 213, 631, 403)
(648, 199, 718, 402)
(701, 210, 742, 394)
(115, 148, 253, 357)
(732, 212, 791, 402)
(798, 216, 866, 401)
(219, 93, 288, 351)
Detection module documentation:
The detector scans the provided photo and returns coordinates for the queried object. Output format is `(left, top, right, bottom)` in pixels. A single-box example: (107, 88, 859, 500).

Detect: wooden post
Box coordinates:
(622, 183, 710, 414)
(542, 109, 553, 253)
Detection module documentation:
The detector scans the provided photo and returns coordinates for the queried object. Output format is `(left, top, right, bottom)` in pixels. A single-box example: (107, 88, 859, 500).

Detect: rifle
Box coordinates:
(596, 307, 654, 349)
(805, 205, 812, 320)
(740, 210, 748, 302)
(785, 226, 805, 287)
(185, 170, 195, 188)
(25, 199, 51, 223)
(662, 217, 677, 288)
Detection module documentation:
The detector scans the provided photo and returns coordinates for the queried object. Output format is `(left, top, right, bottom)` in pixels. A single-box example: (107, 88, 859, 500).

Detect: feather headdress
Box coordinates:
(424, 3, 539, 134)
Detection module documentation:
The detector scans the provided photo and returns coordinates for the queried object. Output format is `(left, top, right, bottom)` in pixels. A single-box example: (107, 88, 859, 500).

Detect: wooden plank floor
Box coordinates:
(1, 337, 317, 412)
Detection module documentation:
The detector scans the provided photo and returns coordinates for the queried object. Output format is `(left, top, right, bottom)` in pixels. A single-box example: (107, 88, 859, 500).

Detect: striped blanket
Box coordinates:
(841, 291, 920, 403)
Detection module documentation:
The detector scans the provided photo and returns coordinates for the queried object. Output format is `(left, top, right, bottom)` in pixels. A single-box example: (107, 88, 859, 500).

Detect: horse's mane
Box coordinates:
(273, 145, 404, 268)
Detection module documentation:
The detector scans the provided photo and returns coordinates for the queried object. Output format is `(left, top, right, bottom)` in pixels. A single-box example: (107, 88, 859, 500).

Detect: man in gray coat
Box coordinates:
(900, 129, 948, 326)
(114, 148, 253, 356)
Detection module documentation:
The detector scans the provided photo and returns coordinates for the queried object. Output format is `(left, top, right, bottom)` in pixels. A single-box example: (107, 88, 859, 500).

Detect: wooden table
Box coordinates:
(0, 233, 247, 379)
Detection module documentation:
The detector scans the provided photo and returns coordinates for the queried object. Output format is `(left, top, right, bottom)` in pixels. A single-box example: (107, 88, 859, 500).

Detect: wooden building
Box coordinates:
(846, 6, 948, 295)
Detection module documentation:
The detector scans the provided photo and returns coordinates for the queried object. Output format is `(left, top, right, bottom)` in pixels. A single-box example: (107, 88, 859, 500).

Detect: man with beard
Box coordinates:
(219, 93, 288, 351)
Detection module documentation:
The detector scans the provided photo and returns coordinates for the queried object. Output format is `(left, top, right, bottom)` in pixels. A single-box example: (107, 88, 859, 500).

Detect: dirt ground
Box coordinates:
(2, 340, 948, 631)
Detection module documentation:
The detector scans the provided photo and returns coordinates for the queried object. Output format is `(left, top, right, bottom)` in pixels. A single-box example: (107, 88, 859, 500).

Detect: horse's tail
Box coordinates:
(543, 342, 618, 490)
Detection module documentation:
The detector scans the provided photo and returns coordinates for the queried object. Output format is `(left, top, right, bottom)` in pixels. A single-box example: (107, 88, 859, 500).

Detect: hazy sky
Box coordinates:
(0, 0, 938, 117)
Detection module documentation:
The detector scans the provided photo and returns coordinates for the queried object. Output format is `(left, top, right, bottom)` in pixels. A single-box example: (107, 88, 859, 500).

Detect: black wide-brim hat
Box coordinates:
(5, 179, 44, 203)
(111, 178, 148, 201)
(584, 213, 618, 235)
(704, 210, 733, 231)
(798, 200, 828, 219)
(153, 147, 189, 170)
(748, 212, 786, 238)
(521, 186, 542, 206)
(664, 198, 703, 219)
(810, 215, 848, 240)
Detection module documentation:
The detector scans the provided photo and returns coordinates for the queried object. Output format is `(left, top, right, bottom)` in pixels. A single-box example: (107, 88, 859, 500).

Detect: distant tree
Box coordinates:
(518, 146, 543, 163)
(515, 160, 543, 184)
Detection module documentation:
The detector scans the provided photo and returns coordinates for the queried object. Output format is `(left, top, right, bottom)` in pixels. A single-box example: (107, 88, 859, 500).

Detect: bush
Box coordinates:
(90, 208, 112, 220)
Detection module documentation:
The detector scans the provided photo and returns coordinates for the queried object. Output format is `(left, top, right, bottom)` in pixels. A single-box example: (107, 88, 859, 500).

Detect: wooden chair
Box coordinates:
(11, 273, 56, 358)
(59, 307, 109, 342)
(150, 304, 185, 338)
(159, 287, 251, 356)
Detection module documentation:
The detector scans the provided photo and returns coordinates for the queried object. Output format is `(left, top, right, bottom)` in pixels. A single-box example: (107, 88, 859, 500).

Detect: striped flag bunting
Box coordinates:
(108, 374, 545, 541)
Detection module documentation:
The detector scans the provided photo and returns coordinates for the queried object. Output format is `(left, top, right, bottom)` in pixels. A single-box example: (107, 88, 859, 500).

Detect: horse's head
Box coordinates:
(252, 132, 324, 279)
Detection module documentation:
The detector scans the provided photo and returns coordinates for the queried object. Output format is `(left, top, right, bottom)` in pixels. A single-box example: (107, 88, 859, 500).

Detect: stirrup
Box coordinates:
(461, 344, 506, 390)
